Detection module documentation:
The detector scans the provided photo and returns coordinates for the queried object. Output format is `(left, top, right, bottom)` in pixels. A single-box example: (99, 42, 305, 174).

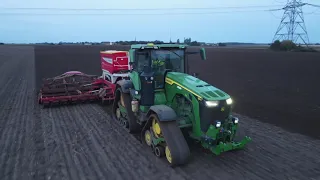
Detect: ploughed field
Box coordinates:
(0, 45, 320, 180)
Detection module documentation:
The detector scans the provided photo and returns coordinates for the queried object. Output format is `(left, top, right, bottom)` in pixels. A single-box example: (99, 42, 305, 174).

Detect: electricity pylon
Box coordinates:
(272, 0, 310, 46)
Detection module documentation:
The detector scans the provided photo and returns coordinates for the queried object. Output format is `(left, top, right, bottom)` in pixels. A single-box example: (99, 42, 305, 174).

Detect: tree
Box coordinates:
(269, 40, 317, 52)
(270, 40, 281, 51)
(184, 38, 191, 44)
(217, 43, 226, 47)
(280, 40, 297, 51)
(190, 41, 200, 46)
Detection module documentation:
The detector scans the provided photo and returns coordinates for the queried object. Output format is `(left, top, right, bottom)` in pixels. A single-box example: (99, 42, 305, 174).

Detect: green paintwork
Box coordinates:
(152, 137, 165, 146)
(201, 136, 251, 155)
(117, 43, 251, 163)
(200, 48, 207, 60)
(154, 90, 167, 105)
(139, 105, 149, 113)
(119, 103, 126, 113)
(166, 72, 230, 101)
(129, 71, 141, 91)
(205, 125, 220, 139)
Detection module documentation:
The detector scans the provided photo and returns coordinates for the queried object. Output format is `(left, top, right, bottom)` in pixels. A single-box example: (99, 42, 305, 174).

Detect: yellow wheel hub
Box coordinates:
(165, 146, 172, 164)
(152, 118, 161, 138)
(144, 130, 152, 146)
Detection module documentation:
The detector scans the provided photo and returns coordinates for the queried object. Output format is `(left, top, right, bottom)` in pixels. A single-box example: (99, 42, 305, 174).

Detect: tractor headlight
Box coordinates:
(205, 100, 219, 107)
(226, 98, 233, 105)
(215, 121, 222, 128)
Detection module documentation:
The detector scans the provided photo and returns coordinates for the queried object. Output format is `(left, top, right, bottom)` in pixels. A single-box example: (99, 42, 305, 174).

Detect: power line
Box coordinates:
(0, 5, 284, 11)
(1, 5, 319, 16)
(0, 10, 272, 16)
(306, 3, 320, 7)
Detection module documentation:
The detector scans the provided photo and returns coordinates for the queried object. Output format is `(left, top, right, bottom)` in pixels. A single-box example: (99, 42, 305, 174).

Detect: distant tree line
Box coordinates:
(179, 38, 201, 46)
(114, 40, 165, 45)
(114, 38, 203, 46)
(6, 40, 318, 48)
(270, 40, 318, 52)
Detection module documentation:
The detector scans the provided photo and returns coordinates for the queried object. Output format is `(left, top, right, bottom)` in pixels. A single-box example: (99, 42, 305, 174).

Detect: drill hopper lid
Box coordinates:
(62, 71, 83, 75)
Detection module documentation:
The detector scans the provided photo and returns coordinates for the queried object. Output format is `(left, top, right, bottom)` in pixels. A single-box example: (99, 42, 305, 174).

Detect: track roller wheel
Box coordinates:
(165, 146, 172, 163)
(144, 130, 152, 146)
(154, 146, 165, 158)
(112, 88, 140, 134)
(149, 114, 190, 166)
(152, 118, 161, 138)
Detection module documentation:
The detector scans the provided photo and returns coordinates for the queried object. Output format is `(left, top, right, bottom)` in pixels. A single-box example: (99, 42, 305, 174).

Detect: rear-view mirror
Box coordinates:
(129, 49, 135, 62)
(200, 48, 206, 60)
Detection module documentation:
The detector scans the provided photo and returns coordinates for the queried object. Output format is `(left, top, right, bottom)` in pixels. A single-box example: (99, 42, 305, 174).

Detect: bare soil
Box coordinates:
(34, 45, 320, 139)
(189, 48, 320, 139)
(0, 45, 320, 180)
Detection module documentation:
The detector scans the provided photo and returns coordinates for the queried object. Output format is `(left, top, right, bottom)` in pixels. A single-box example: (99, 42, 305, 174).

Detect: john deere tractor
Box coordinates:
(112, 43, 251, 166)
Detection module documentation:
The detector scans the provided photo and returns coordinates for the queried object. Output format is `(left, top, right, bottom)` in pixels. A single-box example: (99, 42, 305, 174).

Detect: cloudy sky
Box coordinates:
(0, 0, 319, 43)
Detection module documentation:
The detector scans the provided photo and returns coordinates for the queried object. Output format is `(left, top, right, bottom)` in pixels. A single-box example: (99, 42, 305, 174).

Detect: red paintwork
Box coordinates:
(38, 71, 117, 105)
(100, 51, 129, 74)
(38, 51, 131, 107)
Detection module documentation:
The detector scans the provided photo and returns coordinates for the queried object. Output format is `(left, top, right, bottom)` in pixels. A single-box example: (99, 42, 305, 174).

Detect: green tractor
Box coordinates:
(112, 43, 251, 166)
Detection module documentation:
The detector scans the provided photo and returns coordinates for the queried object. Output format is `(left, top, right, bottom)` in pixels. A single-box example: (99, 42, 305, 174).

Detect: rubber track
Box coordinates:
(0, 46, 320, 180)
(157, 119, 191, 166)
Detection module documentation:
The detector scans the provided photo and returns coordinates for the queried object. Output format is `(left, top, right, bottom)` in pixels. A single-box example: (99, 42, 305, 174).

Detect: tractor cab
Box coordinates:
(129, 43, 206, 91)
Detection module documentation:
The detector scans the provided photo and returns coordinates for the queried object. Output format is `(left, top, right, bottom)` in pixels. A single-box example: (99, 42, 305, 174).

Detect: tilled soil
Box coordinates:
(34, 45, 320, 139)
(0, 46, 320, 180)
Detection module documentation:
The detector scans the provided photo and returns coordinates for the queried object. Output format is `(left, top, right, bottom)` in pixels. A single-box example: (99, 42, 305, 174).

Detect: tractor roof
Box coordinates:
(131, 43, 188, 49)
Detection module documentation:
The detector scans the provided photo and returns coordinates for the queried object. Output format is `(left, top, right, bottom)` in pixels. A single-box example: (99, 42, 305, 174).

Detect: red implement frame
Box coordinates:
(38, 71, 116, 107)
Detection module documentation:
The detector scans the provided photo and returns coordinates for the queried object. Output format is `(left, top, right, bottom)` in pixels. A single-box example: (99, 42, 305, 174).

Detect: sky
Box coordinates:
(0, 0, 319, 44)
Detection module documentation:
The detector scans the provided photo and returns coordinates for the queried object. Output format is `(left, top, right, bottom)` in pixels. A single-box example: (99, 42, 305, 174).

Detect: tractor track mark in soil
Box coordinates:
(50, 107, 80, 179)
(0, 78, 22, 168)
(0, 53, 23, 132)
(0, 46, 40, 180)
(2, 78, 28, 180)
(30, 101, 46, 180)
(0, 48, 32, 179)
(73, 105, 132, 179)
(81, 104, 158, 179)
(66, 105, 108, 179)
(39, 108, 61, 180)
